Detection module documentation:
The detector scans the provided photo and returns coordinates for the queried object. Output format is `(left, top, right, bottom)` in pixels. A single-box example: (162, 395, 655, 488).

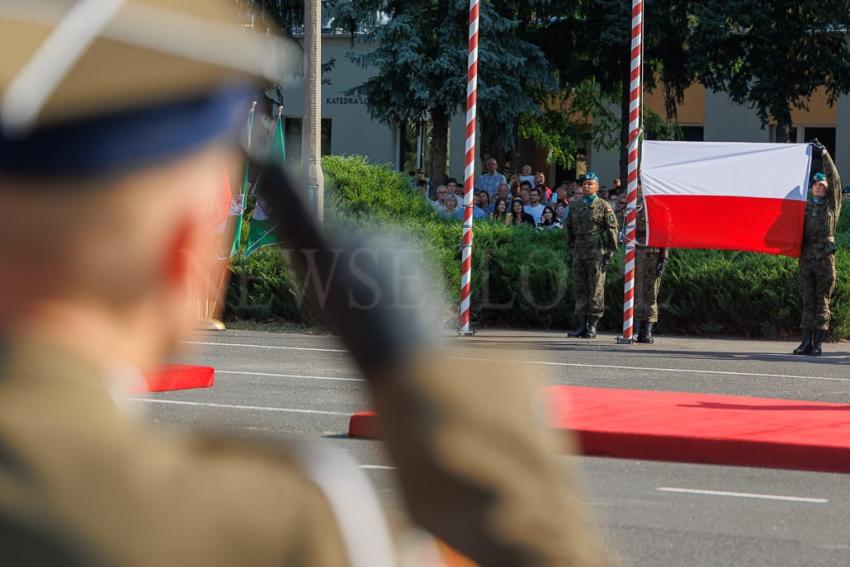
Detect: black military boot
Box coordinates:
(635, 321, 647, 343)
(586, 317, 600, 339)
(567, 320, 588, 338)
(810, 329, 825, 357)
(644, 322, 655, 344)
(793, 329, 813, 355)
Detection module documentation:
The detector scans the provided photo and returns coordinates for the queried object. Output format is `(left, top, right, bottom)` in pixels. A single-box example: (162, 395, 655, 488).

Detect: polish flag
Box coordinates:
(641, 141, 813, 257)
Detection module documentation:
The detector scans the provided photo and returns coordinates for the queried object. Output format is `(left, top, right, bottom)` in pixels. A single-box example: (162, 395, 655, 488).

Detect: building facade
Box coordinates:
(279, 35, 467, 182)
(281, 35, 850, 188)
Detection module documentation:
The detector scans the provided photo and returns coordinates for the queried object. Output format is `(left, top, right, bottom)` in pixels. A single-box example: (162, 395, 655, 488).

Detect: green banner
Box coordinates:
(229, 102, 256, 257)
(245, 108, 285, 257)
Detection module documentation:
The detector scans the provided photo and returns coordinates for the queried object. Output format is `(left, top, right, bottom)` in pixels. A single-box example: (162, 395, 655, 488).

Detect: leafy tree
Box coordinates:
(690, 0, 850, 142)
(246, 0, 575, 181)
(341, 0, 555, 183)
(516, 80, 620, 168)
(536, 0, 694, 180)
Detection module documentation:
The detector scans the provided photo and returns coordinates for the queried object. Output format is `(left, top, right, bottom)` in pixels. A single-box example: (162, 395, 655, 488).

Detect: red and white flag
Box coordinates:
(641, 141, 813, 257)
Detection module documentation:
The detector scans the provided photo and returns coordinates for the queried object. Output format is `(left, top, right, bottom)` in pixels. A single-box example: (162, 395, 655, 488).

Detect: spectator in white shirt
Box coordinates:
(519, 164, 535, 187)
(523, 186, 546, 224)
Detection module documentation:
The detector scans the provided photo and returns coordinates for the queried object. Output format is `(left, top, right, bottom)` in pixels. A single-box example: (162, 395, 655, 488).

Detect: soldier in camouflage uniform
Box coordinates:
(566, 172, 619, 338)
(794, 142, 842, 356)
(634, 185, 668, 343)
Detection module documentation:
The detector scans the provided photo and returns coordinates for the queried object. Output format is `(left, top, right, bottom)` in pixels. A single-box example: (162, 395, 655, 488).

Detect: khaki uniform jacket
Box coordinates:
(0, 340, 349, 566)
(801, 153, 842, 260)
(566, 197, 619, 260)
(0, 339, 609, 567)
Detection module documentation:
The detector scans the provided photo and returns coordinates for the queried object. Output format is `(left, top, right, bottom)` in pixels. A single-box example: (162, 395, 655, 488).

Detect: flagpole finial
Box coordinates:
(251, 100, 257, 108)
(276, 105, 283, 117)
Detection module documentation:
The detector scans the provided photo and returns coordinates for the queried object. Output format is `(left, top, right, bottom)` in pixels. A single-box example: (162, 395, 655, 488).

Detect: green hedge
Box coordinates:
(226, 155, 850, 339)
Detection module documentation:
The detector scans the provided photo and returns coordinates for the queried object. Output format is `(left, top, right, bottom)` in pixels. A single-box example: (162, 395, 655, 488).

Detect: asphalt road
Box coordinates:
(132, 329, 850, 567)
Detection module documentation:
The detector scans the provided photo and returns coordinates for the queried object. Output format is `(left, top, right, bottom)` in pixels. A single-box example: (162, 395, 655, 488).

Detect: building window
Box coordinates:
(284, 118, 333, 161)
(803, 126, 836, 157)
(399, 120, 432, 175)
(645, 123, 704, 141)
(680, 125, 704, 141)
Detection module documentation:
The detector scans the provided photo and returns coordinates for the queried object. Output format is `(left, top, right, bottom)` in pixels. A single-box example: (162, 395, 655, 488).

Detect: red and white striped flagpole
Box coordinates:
(458, 0, 479, 336)
(619, 0, 643, 343)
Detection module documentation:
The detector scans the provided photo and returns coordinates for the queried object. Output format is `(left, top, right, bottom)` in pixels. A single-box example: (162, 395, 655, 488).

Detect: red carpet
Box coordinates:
(145, 365, 215, 392)
(349, 386, 850, 473)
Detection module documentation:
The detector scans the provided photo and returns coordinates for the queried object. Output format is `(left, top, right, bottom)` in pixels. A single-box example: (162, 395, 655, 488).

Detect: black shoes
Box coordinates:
(793, 329, 813, 355)
(793, 328, 826, 356)
(636, 321, 655, 344)
(811, 329, 825, 356)
(567, 322, 588, 338)
(568, 318, 598, 339)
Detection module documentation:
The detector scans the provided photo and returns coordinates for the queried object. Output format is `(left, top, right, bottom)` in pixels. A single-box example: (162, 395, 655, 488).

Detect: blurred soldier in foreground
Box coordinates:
(634, 185, 667, 343)
(566, 172, 619, 339)
(0, 2, 607, 565)
(794, 141, 842, 356)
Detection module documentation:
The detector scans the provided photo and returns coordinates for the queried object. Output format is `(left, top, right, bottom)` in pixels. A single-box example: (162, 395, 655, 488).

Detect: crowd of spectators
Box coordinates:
(423, 158, 626, 229)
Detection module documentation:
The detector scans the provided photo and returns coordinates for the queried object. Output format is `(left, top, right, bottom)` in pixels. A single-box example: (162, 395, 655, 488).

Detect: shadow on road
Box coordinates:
(455, 338, 850, 366)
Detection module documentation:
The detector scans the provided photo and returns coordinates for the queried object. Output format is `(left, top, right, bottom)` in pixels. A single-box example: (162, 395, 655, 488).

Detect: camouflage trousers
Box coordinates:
(572, 254, 607, 322)
(635, 248, 663, 323)
(798, 254, 836, 330)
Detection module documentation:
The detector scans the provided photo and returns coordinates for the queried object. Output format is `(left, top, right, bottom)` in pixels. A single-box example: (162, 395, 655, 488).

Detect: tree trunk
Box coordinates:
(774, 116, 790, 143)
(429, 108, 450, 185)
(479, 117, 509, 170)
(618, 69, 630, 184)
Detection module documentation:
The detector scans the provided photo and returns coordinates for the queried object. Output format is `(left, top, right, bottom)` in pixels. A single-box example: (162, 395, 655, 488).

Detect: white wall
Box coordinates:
(281, 36, 398, 167)
(703, 90, 767, 143)
(448, 111, 467, 181)
(590, 145, 621, 186)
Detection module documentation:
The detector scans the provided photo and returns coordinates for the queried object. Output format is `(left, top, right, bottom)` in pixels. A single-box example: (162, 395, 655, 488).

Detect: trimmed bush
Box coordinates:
(226, 155, 850, 339)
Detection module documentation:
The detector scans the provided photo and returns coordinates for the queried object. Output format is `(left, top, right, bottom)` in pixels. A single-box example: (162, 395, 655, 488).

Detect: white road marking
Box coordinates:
(359, 465, 396, 471)
(185, 340, 346, 354)
(457, 356, 850, 384)
(657, 487, 828, 503)
(184, 340, 850, 384)
(818, 544, 850, 550)
(126, 398, 350, 417)
(216, 370, 363, 383)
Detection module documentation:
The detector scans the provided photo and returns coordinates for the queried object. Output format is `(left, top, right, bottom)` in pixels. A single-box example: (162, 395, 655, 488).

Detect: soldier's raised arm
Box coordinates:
(822, 150, 841, 217)
(258, 161, 607, 566)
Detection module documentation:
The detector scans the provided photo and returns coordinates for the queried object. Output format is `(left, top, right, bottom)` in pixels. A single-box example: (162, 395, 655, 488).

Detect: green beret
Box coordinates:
(813, 172, 828, 183)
